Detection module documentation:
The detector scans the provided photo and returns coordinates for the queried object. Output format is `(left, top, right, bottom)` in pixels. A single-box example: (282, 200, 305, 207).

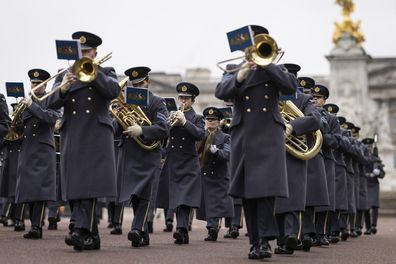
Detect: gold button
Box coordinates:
(171, 145, 175, 148)
(264, 95, 269, 99)
(71, 98, 75, 103)
(33, 124, 36, 127)
(245, 96, 250, 100)
(262, 108, 267, 112)
(24, 125, 27, 128)
(179, 146, 183, 148)
(86, 110, 90, 114)
(87, 97, 92, 101)
(247, 108, 251, 112)
(265, 83, 269, 87)
(32, 134, 36, 137)
(9, 150, 12, 153)
(88, 87, 93, 90)
(204, 173, 207, 176)
(72, 111, 76, 115)
(23, 136, 26, 138)
(182, 137, 185, 140)
(171, 137, 174, 140)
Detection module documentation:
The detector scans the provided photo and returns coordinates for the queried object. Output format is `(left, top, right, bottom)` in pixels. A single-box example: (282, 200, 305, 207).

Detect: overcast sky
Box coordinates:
(1, 0, 395, 100)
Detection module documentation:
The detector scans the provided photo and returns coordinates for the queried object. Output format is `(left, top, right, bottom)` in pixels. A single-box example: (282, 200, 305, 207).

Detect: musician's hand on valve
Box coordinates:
(176, 111, 187, 126)
(20, 96, 32, 107)
(284, 123, 294, 137)
(60, 72, 76, 93)
(124, 123, 143, 137)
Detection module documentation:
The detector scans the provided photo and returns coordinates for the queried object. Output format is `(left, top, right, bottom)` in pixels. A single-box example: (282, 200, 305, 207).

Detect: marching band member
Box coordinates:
(157, 82, 205, 245)
(0, 92, 10, 138)
(114, 66, 169, 247)
(196, 107, 233, 242)
(275, 68, 321, 255)
(47, 31, 120, 250)
(215, 25, 297, 259)
(15, 69, 60, 239)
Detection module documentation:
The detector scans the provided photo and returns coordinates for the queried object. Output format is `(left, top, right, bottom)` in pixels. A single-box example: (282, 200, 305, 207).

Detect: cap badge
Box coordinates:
(208, 109, 214, 115)
(314, 87, 320, 93)
(33, 71, 39, 78)
(79, 36, 87, 44)
(132, 71, 139, 78)
(300, 80, 306, 87)
(181, 85, 188, 92)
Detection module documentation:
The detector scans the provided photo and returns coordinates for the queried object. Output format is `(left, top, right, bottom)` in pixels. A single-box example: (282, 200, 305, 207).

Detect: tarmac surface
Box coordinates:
(1, 211, 395, 264)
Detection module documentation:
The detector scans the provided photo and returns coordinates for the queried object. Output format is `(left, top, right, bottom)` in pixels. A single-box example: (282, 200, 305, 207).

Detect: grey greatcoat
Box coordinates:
(156, 108, 205, 209)
(215, 64, 297, 199)
(306, 110, 329, 208)
(0, 139, 22, 198)
(115, 92, 169, 203)
(357, 142, 370, 210)
(275, 93, 321, 214)
(196, 129, 234, 220)
(316, 112, 338, 212)
(47, 66, 120, 200)
(0, 93, 10, 138)
(343, 139, 356, 214)
(334, 129, 349, 211)
(15, 100, 60, 203)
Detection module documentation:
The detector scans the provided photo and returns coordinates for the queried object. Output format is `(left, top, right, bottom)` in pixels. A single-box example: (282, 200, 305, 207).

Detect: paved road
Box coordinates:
(0, 212, 395, 264)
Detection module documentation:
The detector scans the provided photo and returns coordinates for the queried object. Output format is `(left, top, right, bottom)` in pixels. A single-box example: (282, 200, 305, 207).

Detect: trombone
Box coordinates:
(30, 52, 112, 101)
(216, 34, 284, 73)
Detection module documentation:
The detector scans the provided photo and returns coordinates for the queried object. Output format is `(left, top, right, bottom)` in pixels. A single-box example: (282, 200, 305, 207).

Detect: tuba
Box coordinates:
(217, 33, 284, 73)
(280, 100, 322, 160)
(109, 77, 160, 151)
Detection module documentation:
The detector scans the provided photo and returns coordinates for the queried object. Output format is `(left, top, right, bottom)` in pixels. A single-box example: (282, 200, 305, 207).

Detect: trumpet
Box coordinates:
(217, 33, 284, 73)
(30, 52, 112, 101)
(170, 103, 185, 127)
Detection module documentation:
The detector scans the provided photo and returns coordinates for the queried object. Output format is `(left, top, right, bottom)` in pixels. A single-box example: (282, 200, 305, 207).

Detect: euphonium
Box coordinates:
(109, 77, 160, 151)
(197, 129, 216, 168)
(279, 100, 322, 160)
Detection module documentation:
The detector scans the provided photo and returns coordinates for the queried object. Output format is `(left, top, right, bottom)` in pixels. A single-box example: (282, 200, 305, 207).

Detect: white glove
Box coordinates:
(60, 72, 76, 93)
(284, 123, 294, 137)
(20, 96, 32, 107)
(373, 168, 380, 176)
(176, 111, 187, 126)
(125, 124, 143, 137)
(210, 145, 218, 154)
(236, 64, 250, 83)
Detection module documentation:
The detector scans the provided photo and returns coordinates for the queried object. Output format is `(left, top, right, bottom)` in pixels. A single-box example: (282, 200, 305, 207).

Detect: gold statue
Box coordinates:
(333, 0, 365, 45)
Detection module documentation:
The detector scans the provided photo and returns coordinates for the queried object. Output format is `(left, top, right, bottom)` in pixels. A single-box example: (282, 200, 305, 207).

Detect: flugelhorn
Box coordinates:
(217, 33, 284, 73)
(30, 52, 112, 101)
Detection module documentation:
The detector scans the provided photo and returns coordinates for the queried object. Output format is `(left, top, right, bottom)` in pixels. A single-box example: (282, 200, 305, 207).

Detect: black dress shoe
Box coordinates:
(48, 218, 58, 230)
(371, 227, 377, 234)
(329, 234, 340, 243)
(107, 223, 114, 229)
(341, 231, 349, 241)
(356, 228, 362, 236)
(110, 225, 122, 235)
(259, 241, 272, 258)
(65, 231, 85, 250)
(147, 221, 153, 234)
(224, 226, 239, 239)
(204, 228, 218, 241)
(83, 234, 101, 250)
(248, 245, 265, 259)
(0, 216, 5, 224)
(163, 222, 173, 232)
(128, 229, 144, 248)
(301, 236, 313, 251)
(173, 229, 188, 245)
(285, 235, 298, 251)
(14, 220, 25, 231)
(142, 232, 150, 247)
(318, 235, 330, 246)
(23, 226, 42, 239)
(350, 230, 358, 238)
(364, 229, 372, 235)
(274, 245, 294, 255)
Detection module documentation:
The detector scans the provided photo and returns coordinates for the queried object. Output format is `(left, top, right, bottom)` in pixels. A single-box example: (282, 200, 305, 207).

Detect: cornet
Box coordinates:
(170, 103, 185, 127)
